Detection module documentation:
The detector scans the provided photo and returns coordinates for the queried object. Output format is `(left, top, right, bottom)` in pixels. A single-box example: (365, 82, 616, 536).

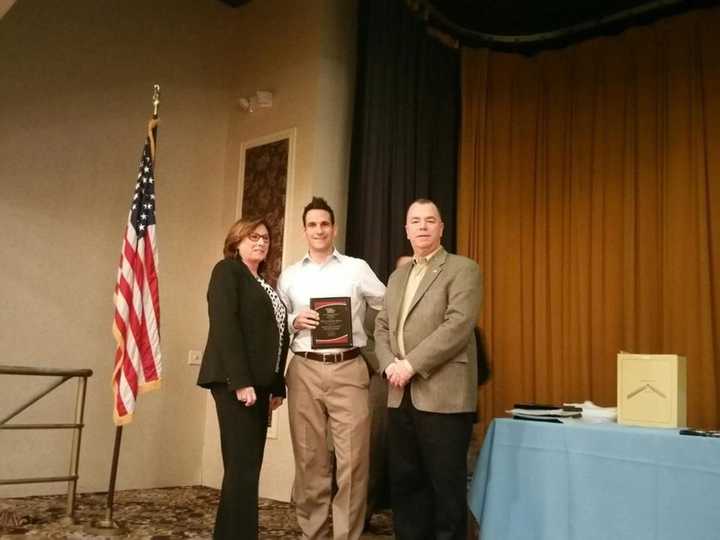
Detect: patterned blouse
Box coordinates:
(256, 276, 287, 373)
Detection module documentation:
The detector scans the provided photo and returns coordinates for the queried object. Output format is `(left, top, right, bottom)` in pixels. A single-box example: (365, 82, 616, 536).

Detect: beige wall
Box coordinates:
(0, 0, 357, 500)
(0, 1, 15, 19)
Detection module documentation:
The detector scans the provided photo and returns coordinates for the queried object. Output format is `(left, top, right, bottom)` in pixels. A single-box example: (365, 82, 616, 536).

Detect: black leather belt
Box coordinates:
(297, 348, 361, 363)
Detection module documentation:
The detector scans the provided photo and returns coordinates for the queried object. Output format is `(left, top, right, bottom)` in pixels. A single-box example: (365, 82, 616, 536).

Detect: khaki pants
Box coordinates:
(287, 355, 371, 540)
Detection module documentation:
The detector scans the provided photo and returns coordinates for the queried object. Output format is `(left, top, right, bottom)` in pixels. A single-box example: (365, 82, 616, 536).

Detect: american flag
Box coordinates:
(111, 136, 161, 425)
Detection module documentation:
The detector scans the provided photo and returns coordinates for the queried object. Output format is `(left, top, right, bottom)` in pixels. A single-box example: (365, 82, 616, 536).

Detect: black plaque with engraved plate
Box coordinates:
(310, 296, 353, 349)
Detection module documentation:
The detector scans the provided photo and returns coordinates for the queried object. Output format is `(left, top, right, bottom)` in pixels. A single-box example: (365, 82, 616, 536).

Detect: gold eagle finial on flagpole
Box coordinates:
(152, 84, 160, 119)
(148, 84, 160, 160)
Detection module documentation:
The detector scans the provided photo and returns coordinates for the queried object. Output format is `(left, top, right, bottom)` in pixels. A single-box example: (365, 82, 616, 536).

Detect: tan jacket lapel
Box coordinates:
(406, 248, 447, 317)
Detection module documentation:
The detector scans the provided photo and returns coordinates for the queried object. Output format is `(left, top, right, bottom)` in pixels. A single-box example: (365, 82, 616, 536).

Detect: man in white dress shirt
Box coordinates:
(278, 196, 386, 540)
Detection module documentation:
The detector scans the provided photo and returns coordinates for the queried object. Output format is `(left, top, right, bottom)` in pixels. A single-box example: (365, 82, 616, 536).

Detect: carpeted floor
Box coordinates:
(0, 486, 394, 539)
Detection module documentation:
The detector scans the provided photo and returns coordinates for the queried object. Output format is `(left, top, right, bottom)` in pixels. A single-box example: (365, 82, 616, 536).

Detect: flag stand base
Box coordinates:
(90, 426, 125, 536)
(86, 519, 126, 536)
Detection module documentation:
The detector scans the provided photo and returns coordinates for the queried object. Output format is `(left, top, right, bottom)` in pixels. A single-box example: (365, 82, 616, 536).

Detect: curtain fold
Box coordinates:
(459, 7, 720, 431)
(346, 0, 459, 281)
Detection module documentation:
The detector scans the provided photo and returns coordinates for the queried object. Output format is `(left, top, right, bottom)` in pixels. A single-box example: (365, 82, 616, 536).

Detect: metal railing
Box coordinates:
(0, 365, 93, 521)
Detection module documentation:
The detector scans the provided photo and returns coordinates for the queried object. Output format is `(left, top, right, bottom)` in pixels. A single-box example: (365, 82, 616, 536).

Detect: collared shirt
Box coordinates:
(398, 246, 442, 358)
(277, 249, 386, 353)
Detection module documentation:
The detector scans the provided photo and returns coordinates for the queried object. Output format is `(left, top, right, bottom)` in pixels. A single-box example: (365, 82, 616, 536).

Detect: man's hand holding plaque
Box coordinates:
(309, 297, 353, 349)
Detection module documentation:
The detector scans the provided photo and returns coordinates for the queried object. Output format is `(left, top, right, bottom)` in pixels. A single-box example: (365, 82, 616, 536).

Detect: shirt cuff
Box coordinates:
(287, 312, 299, 332)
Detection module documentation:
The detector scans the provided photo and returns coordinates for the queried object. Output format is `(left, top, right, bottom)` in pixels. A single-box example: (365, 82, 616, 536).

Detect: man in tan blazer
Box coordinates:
(374, 198, 482, 540)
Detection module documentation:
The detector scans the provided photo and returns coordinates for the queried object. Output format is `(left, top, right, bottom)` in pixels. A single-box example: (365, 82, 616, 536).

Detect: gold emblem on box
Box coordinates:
(617, 352, 687, 428)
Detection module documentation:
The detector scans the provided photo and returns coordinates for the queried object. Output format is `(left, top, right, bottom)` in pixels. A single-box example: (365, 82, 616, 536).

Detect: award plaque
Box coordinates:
(310, 297, 353, 349)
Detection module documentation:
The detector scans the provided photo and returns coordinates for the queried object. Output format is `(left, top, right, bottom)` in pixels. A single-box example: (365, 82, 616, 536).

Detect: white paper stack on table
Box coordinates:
(562, 401, 617, 424)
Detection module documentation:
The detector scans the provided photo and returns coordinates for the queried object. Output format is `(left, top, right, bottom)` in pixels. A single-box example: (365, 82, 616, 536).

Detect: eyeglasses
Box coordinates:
(248, 233, 270, 244)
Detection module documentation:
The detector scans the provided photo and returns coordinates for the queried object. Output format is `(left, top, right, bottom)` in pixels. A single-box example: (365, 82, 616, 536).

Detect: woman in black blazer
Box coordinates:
(197, 217, 289, 540)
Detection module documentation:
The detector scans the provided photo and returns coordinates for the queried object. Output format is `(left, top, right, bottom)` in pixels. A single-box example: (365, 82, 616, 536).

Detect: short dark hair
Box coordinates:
(302, 196, 335, 226)
(408, 198, 443, 221)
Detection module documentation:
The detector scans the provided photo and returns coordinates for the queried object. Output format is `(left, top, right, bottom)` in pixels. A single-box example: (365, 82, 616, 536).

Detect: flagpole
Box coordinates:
(88, 426, 124, 533)
(88, 84, 161, 536)
(149, 84, 160, 159)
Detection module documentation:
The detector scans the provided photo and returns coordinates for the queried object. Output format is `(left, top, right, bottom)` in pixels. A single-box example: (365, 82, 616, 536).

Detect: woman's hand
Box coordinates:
(270, 395, 284, 411)
(235, 386, 257, 406)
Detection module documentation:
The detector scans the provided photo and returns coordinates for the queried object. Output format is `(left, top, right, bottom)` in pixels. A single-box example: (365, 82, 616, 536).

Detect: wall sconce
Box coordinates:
(238, 90, 273, 113)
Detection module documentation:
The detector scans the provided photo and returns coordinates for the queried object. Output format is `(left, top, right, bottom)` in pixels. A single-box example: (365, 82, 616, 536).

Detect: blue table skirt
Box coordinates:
(469, 418, 720, 540)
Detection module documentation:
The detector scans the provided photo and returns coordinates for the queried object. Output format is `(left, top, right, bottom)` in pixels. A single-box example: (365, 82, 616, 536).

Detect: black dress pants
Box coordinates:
(211, 385, 270, 540)
(388, 389, 473, 540)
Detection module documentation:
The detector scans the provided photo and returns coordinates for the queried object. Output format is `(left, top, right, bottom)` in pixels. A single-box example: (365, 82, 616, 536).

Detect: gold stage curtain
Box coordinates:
(458, 7, 720, 432)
